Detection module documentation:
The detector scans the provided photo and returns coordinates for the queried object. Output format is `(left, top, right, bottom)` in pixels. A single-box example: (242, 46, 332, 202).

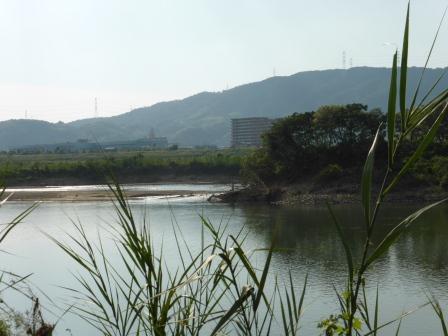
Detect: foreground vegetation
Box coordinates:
(1, 4, 448, 336)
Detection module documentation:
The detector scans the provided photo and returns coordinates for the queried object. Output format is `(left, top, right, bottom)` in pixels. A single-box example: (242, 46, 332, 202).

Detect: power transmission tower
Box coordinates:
(342, 51, 346, 69)
(94, 97, 98, 118)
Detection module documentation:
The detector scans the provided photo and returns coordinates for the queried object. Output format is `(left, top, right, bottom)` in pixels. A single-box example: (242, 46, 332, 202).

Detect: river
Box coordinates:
(0, 183, 447, 335)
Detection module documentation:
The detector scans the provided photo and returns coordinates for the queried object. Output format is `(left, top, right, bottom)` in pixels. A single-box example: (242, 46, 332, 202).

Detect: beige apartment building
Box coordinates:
(231, 117, 274, 147)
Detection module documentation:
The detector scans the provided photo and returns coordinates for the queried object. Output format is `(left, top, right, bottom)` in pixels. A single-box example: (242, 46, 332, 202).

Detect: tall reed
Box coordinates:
(0, 187, 56, 335)
(54, 3, 448, 336)
(52, 179, 305, 335)
(325, 3, 448, 335)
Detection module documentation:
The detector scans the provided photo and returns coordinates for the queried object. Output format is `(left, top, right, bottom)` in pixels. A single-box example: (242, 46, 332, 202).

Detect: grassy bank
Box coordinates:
(0, 148, 249, 186)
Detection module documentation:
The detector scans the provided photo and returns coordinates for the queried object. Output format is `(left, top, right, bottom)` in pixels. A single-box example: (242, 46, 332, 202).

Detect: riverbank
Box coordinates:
(6, 180, 445, 204)
(3, 174, 238, 188)
(209, 182, 448, 205)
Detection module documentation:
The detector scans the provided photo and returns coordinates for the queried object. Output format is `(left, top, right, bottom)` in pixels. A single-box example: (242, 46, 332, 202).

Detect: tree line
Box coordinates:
(242, 103, 448, 189)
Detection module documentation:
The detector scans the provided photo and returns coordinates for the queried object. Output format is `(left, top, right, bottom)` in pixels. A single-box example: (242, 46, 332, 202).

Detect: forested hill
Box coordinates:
(1, 66, 447, 149)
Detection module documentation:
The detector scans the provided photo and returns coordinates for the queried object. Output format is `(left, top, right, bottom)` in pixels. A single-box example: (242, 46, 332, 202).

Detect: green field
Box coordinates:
(0, 148, 251, 185)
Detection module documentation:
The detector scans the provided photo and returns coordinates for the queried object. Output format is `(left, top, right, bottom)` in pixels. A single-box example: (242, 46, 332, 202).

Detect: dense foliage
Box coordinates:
(242, 103, 448, 190)
(242, 104, 386, 183)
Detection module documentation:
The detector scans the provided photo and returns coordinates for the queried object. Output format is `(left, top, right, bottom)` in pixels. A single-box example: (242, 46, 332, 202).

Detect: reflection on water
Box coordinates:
(0, 189, 447, 335)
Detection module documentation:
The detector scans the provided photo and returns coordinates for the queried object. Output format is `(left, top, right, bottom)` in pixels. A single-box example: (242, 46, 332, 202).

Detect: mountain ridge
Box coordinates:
(1, 66, 447, 150)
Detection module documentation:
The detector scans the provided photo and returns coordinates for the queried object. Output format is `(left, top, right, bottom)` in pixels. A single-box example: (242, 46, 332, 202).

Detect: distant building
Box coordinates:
(12, 137, 169, 154)
(231, 117, 274, 147)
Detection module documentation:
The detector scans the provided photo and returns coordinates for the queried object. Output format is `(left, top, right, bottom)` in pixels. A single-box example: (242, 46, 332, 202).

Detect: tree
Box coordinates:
(242, 104, 385, 183)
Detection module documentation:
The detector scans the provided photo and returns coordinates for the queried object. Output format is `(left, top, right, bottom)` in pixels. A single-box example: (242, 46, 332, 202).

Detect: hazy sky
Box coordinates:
(0, 0, 447, 122)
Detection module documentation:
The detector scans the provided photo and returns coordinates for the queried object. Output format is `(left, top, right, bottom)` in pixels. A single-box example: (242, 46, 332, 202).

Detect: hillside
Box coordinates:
(1, 66, 447, 149)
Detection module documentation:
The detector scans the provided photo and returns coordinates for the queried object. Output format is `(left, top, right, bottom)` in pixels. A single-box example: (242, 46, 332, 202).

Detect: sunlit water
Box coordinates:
(5, 182, 237, 193)
(0, 184, 447, 335)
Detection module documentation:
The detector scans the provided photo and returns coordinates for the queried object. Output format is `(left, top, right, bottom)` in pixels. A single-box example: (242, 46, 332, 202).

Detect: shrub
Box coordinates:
(0, 321, 10, 336)
(315, 164, 343, 183)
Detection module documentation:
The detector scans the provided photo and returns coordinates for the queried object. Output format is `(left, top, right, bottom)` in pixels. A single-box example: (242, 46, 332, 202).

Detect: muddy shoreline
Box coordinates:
(4, 179, 445, 205)
(209, 184, 448, 205)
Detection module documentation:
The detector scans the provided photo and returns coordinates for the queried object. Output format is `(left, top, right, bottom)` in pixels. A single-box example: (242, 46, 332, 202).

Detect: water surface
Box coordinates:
(0, 184, 447, 335)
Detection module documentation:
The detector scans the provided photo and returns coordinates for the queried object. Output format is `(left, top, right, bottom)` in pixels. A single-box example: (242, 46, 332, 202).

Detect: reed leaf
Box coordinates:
(364, 303, 428, 336)
(327, 203, 354, 283)
(427, 292, 448, 336)
(364, 198, 447, 270)
(210, 286, 254, 335)
(373, 284, 379, 336)
(384, 101, 448, 195)
(409, 6, 447, 113)
(399, 3, 409, 130)
(387, 52, 398, 168)
(361, 125, 382, 228)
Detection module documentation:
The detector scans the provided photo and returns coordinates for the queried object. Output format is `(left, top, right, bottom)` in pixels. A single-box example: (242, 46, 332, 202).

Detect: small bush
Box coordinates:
(315, 164, 343, 183)
(0, 320, 10, 336)
(440, 175, 448, 190)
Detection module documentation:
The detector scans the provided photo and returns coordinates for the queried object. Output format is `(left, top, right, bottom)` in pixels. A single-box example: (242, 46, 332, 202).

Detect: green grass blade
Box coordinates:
(230, 236, 270, 309)
(399, 3, 409, 129)
(364, 198, 447, 269)
(289, 272, 298, 322)
(409, 6, 447, 113)
(387, 52, 398, 168)
(327, 203, 354, 283)
(406, 90, 448, 132)
(211, 286, 254, 335)
(0, 203, 38, 243)
(373, 284, 379, 336)
(395, 317, 403, 336)
(427, 293, 448, 336)
(364, 303, 428, 336)
(298, 274, 307, 314)
(384, 101, 448, 195)
(253, 233, 275, 312)
(413, 69, 448, 114)
(279, 291, 289, 335)
(362, 125, 382, 229)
